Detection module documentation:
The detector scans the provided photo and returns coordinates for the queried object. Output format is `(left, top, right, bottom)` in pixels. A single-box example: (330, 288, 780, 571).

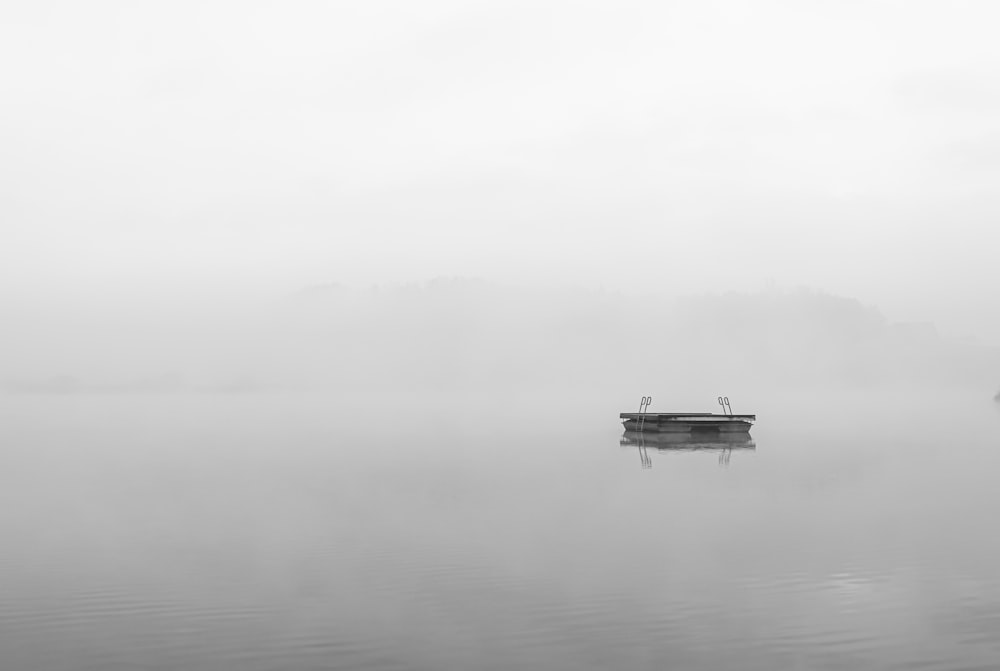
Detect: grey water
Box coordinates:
(1, 389, 999, 670)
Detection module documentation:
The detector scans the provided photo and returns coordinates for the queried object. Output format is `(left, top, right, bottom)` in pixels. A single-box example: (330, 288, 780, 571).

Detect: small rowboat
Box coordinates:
(620, 412, 755, 434)
(623, 395, 754, 434)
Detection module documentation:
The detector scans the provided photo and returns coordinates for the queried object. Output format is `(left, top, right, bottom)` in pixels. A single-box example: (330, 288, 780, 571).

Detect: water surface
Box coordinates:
(1, 389, 998, 669)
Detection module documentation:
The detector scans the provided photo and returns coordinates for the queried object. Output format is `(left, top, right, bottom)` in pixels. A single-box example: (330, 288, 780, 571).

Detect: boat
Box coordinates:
(620, 397, 754, 435)
(620, 412, 755, 434)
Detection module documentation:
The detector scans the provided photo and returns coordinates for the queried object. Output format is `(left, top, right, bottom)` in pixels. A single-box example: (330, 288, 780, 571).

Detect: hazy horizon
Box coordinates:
(3, 278, 997, 398)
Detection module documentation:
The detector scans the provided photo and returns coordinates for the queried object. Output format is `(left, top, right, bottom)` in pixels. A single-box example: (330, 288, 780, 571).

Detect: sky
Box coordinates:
(2, 1, 999, 340)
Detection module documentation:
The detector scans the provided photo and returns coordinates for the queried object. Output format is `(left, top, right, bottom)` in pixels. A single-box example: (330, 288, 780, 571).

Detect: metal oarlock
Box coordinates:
(637, 396, 652, 432)
(717, 396, 732, 416)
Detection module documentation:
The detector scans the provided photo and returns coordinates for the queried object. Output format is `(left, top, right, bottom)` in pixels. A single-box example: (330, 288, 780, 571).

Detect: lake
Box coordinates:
(1, 388, 998, 669)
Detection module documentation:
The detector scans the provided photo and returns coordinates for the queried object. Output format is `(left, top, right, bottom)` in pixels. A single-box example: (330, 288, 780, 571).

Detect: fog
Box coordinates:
(3, 1, 1000, 344)
(3, 279, 997, 400)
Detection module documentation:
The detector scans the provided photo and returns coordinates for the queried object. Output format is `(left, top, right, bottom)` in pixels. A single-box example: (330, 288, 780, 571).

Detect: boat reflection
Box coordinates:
(621, 430, 756, 468)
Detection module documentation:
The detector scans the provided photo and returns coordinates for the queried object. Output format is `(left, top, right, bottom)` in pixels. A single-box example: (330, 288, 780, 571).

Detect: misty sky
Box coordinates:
(2, 1, 999, 340)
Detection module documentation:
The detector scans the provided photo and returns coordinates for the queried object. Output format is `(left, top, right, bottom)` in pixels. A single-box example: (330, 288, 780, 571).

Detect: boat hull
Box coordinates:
(621, 430, 755, 449)
(620, 412, 755, 434)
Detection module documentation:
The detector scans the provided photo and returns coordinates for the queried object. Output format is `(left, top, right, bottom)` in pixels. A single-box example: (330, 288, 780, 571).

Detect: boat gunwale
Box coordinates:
(619, 412, 756, 420)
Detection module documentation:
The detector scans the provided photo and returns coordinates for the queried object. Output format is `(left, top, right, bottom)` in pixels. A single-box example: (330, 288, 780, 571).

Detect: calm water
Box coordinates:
(1, 389, 999, 670)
